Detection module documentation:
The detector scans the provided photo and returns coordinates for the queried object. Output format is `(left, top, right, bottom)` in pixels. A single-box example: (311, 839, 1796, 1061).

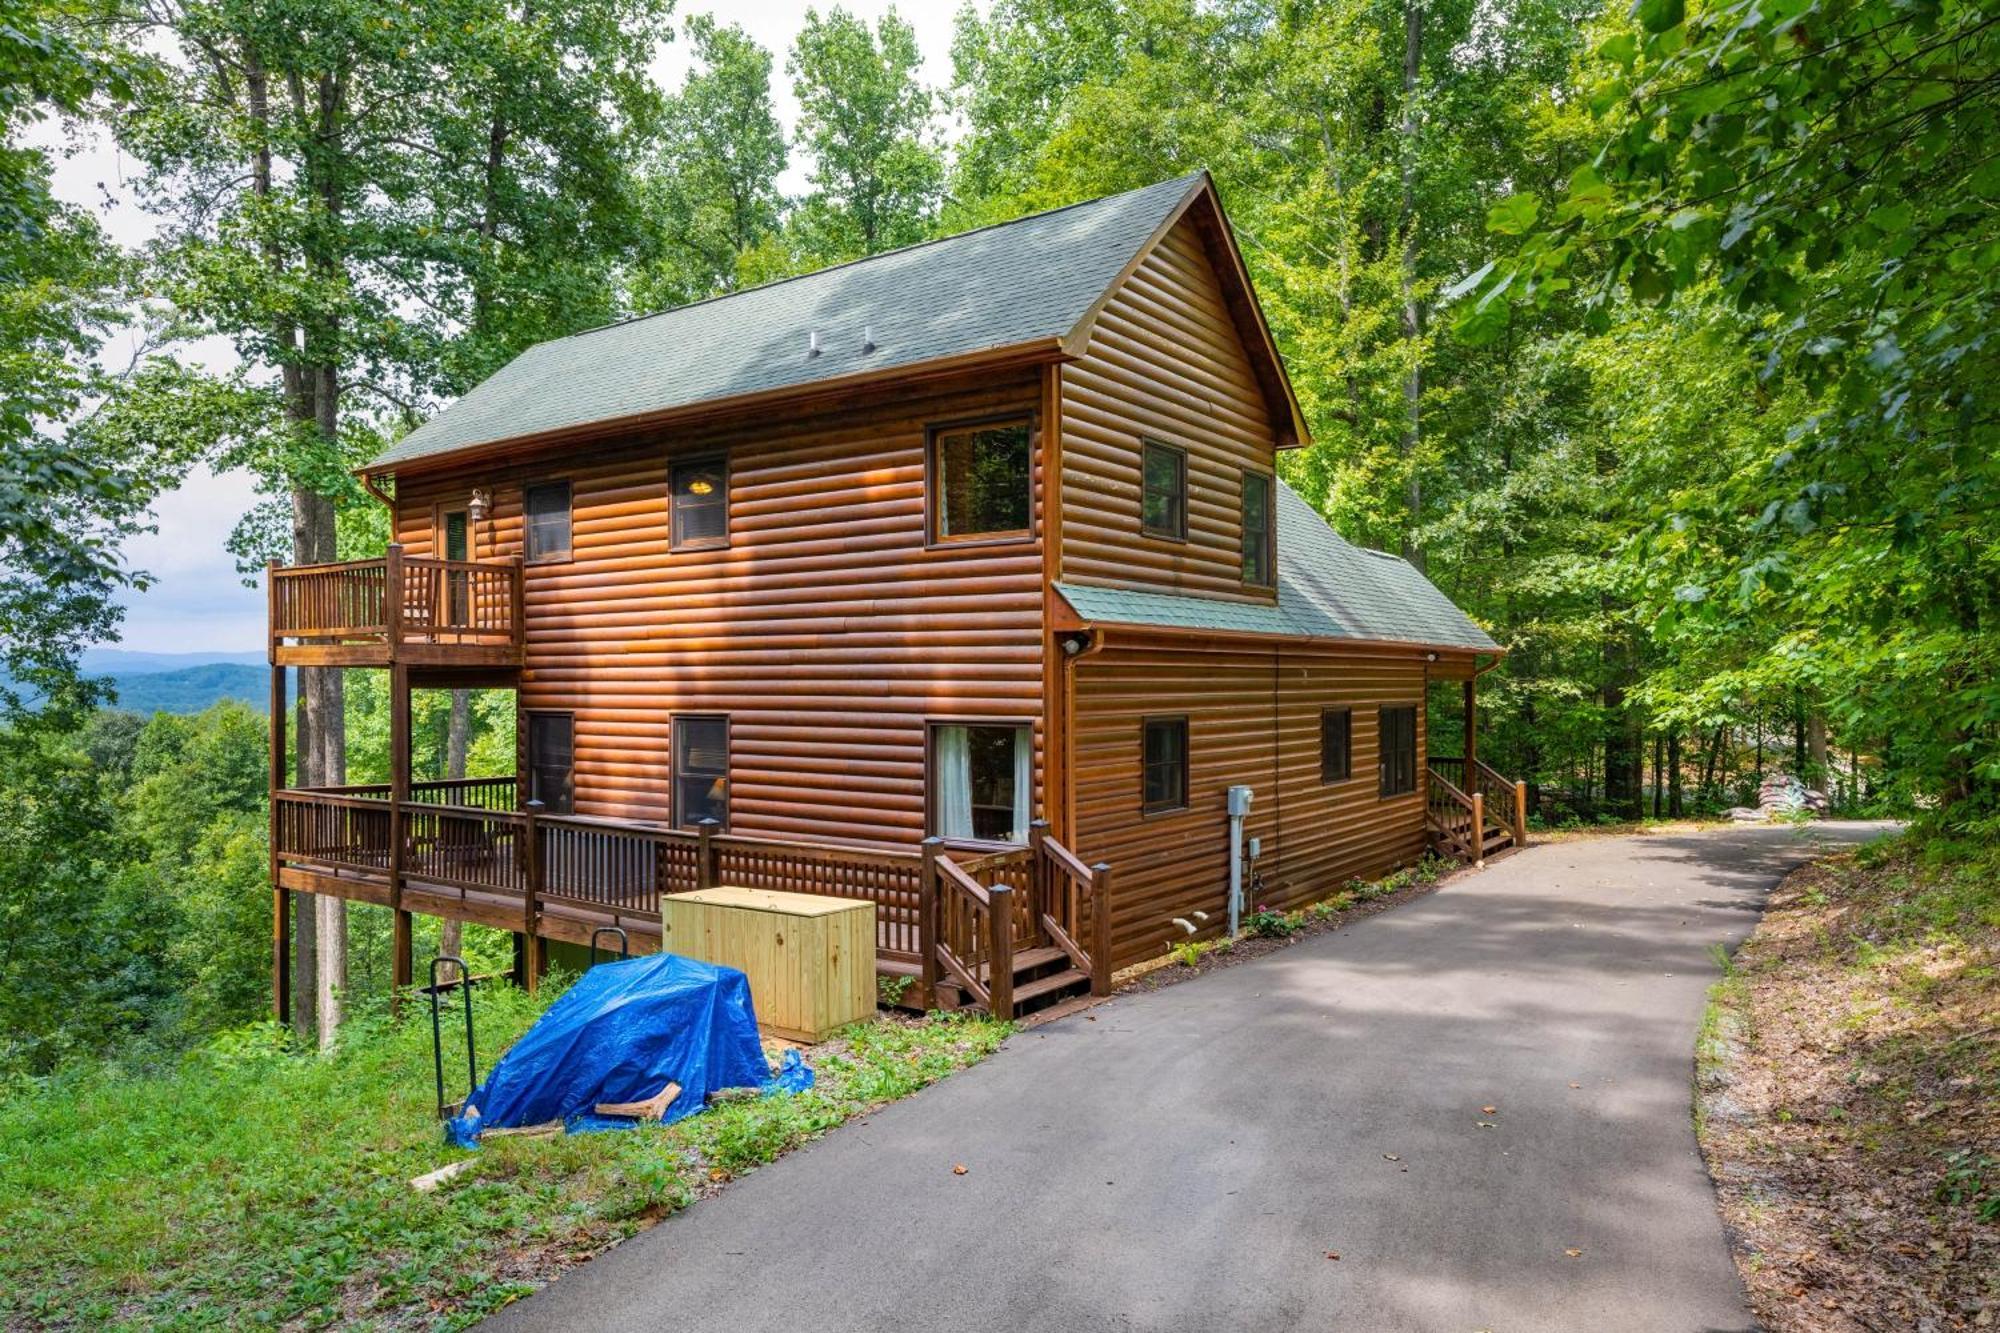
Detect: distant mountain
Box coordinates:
(81, 648, 266, 676)
(102, 664, 268, 715)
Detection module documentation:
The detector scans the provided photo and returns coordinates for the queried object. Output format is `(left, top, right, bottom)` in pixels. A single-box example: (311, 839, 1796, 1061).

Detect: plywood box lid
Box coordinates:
(670, 886, 875, 917)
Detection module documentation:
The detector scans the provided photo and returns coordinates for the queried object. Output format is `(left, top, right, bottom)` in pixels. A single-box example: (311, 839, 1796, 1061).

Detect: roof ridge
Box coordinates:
(562, 171, 1208, 346)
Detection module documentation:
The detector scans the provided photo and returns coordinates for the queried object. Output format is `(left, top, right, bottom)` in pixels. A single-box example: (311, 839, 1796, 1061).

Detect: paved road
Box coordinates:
(483, 821, 1893, 1333)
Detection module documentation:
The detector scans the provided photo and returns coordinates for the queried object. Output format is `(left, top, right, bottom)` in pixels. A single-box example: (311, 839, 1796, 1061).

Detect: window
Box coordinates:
(1379, 704, 1417, 798)
(931, 418, 1030, 540)
(930, 723, 1031, 843)
(441, 509, 469, 561)
(523, 481, 571, 562)
(1321, 708, 1352, 783)
(673, 715, 729, 828)
(1141, 440, 1187, 539)
(1240, 470, 1274, 585)
(671, 456, 728, 549)
(1141, 716, 1189, 814)
(526, 712, 574, 814)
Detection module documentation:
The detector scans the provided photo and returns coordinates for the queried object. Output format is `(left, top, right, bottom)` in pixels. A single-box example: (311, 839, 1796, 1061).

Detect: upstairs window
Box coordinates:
(671, 456, 728, 549)
(1379, 704, 1417, 798)
(1321, 708, 1352, 783)
(1142, 716, 1189, 814)
(523, 481, 572, 562)
(1241, 470, 1274, 586)
(931, 418, 1030, 541)
(1141, 440, 1187, 540)
(930, 723, 1031, 843)
(526, 711, 574, 814)
(673, 715, 729, 827)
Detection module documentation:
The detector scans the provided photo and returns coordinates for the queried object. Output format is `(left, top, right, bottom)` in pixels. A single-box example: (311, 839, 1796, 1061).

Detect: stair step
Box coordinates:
(1010, 945, 1069, 976)
(1009, 967, 1090, 1006)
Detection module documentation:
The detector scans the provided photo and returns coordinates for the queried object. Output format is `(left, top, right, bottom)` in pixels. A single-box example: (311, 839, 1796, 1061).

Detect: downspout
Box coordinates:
(360, 469, 394, 511)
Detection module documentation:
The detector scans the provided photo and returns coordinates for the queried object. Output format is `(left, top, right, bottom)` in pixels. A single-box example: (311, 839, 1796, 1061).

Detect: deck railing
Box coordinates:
(1425, 764, 1482, 863)
(274, 783, 1107, 1017)
(269, 546, 522, 656)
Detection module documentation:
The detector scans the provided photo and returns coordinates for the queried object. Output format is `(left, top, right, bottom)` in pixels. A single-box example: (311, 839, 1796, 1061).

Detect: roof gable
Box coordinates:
(370, 173, 1211, 473)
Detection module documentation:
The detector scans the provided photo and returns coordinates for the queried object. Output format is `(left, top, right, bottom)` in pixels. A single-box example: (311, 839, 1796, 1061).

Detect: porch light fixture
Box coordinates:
(468, 488, 491, 524)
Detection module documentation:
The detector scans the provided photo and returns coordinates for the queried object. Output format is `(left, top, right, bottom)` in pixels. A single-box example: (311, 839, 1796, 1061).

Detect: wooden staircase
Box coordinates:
(922, 823, 1112, 1021)
(937, 945, 1092, 1017)
(1426, 756, 1528, 865)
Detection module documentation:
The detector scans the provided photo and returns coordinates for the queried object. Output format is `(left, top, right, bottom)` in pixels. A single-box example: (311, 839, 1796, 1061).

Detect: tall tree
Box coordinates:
(789, 5, 943, 260)
(1464, 0, 2000, 816)
(631, 15, 785, 308)
(109, 0, 671, 1039)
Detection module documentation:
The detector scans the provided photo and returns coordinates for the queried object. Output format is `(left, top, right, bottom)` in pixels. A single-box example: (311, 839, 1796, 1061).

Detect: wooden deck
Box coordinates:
(271, 780, 1111, 1018)
(268, 546, 523, 668)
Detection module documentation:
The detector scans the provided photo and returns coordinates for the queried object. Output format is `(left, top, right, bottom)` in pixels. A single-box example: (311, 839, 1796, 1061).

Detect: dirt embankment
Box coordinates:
(1698, 837, 1997, 1330)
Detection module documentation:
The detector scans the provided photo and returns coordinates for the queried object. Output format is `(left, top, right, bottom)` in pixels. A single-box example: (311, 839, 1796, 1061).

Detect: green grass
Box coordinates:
(0, 985, 1007, 1329)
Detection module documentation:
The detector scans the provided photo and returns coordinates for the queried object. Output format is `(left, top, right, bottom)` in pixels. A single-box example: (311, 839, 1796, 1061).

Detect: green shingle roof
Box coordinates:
(1056, 481, 1501, 653)
(370, 174, 1206, 470)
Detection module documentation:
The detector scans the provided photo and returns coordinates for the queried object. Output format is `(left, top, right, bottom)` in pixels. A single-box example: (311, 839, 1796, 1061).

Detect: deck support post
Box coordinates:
(388, 661, 412, 1004)
(1463, 677, 1477, 773)
(1089, 861, 1114, 996)
(1514, 780, 1529, 848)
(1026, 819, 1048, 934)
(696, 817, 718, 890)
(1471, 791, 1485, 867)
(987, 881, 1015, 1021)
(518, 799, 544, 993)
(918, 837, 942, 1009)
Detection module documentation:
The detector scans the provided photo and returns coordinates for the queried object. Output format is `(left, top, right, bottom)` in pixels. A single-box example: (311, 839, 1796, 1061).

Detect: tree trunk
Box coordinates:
(1651, 734, 1664, 818)
(1668, 732, 1684, 817)
(1397, 0, 1424, 569)
(1806, 711, 1827, 787)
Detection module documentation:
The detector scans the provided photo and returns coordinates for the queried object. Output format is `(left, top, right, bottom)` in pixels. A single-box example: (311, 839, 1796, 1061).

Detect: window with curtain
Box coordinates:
(1142, 716, 1189, 813)
(1379, 704, 1417, 797)
(930, 723, 1030, 842)
(673, 715, 729, 827)
(523, 480, 571, 562)
(1321, 707, 1352, 783)
(526, 712, 574, 814)
(1141, 440, 1186, 539)
(671, 457, 728, 549)
(931, 419, 1030, 540)
(1240, 470, 1274, 585)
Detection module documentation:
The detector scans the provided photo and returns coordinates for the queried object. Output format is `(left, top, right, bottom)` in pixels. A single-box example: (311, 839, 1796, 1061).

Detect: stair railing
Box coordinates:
(1425, 764, 1484, 864)
(922, 838, 1012, 1019)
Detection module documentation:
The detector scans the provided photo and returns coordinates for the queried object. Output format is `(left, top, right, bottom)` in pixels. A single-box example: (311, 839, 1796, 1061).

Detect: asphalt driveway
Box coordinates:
(483, 821, 1892, 1332)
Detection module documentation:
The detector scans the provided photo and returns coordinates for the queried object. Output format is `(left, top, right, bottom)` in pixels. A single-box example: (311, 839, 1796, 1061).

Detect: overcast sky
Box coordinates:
(58, 2, 970, 654)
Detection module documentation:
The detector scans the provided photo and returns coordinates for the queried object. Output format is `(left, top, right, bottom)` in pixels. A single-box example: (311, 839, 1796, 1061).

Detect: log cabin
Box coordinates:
(266, 171, 1519, 1021)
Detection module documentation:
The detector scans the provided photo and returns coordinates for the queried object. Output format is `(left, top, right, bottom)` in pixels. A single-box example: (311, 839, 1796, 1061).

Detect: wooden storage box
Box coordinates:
(659, 886, 876, 1043)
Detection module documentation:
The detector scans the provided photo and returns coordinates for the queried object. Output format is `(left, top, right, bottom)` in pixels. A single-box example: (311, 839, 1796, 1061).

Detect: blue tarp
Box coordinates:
(446, 952, 811, 1148)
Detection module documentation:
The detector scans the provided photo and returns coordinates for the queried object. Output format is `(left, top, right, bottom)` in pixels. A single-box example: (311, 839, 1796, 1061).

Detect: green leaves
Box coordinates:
(1631, 0, 1685, 34)
(1487, 193, 1541, 236)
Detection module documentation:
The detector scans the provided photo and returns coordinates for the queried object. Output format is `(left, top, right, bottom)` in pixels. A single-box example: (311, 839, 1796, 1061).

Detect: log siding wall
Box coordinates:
(1070, 637, 1431, 970)
(395, 369, 1047, 846)
(1059, 213, 1280, 601)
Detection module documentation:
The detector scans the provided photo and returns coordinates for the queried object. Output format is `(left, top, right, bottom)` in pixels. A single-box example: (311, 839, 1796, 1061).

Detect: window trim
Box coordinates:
(924, 411, 1036, 549)
(523, 708, 575, 814)
(434, 502, 474, 561)
(670, 712, 731, 829)
(1140, 714, 1191, 816)
(521, 478, 573, 565)
(1378, 703, 1419, 799)
(670, 454, 730, 552)
(1320, 706, 1353, 784)
(1139, 438, 1189, 542)
(924, 716, 1034, 849)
